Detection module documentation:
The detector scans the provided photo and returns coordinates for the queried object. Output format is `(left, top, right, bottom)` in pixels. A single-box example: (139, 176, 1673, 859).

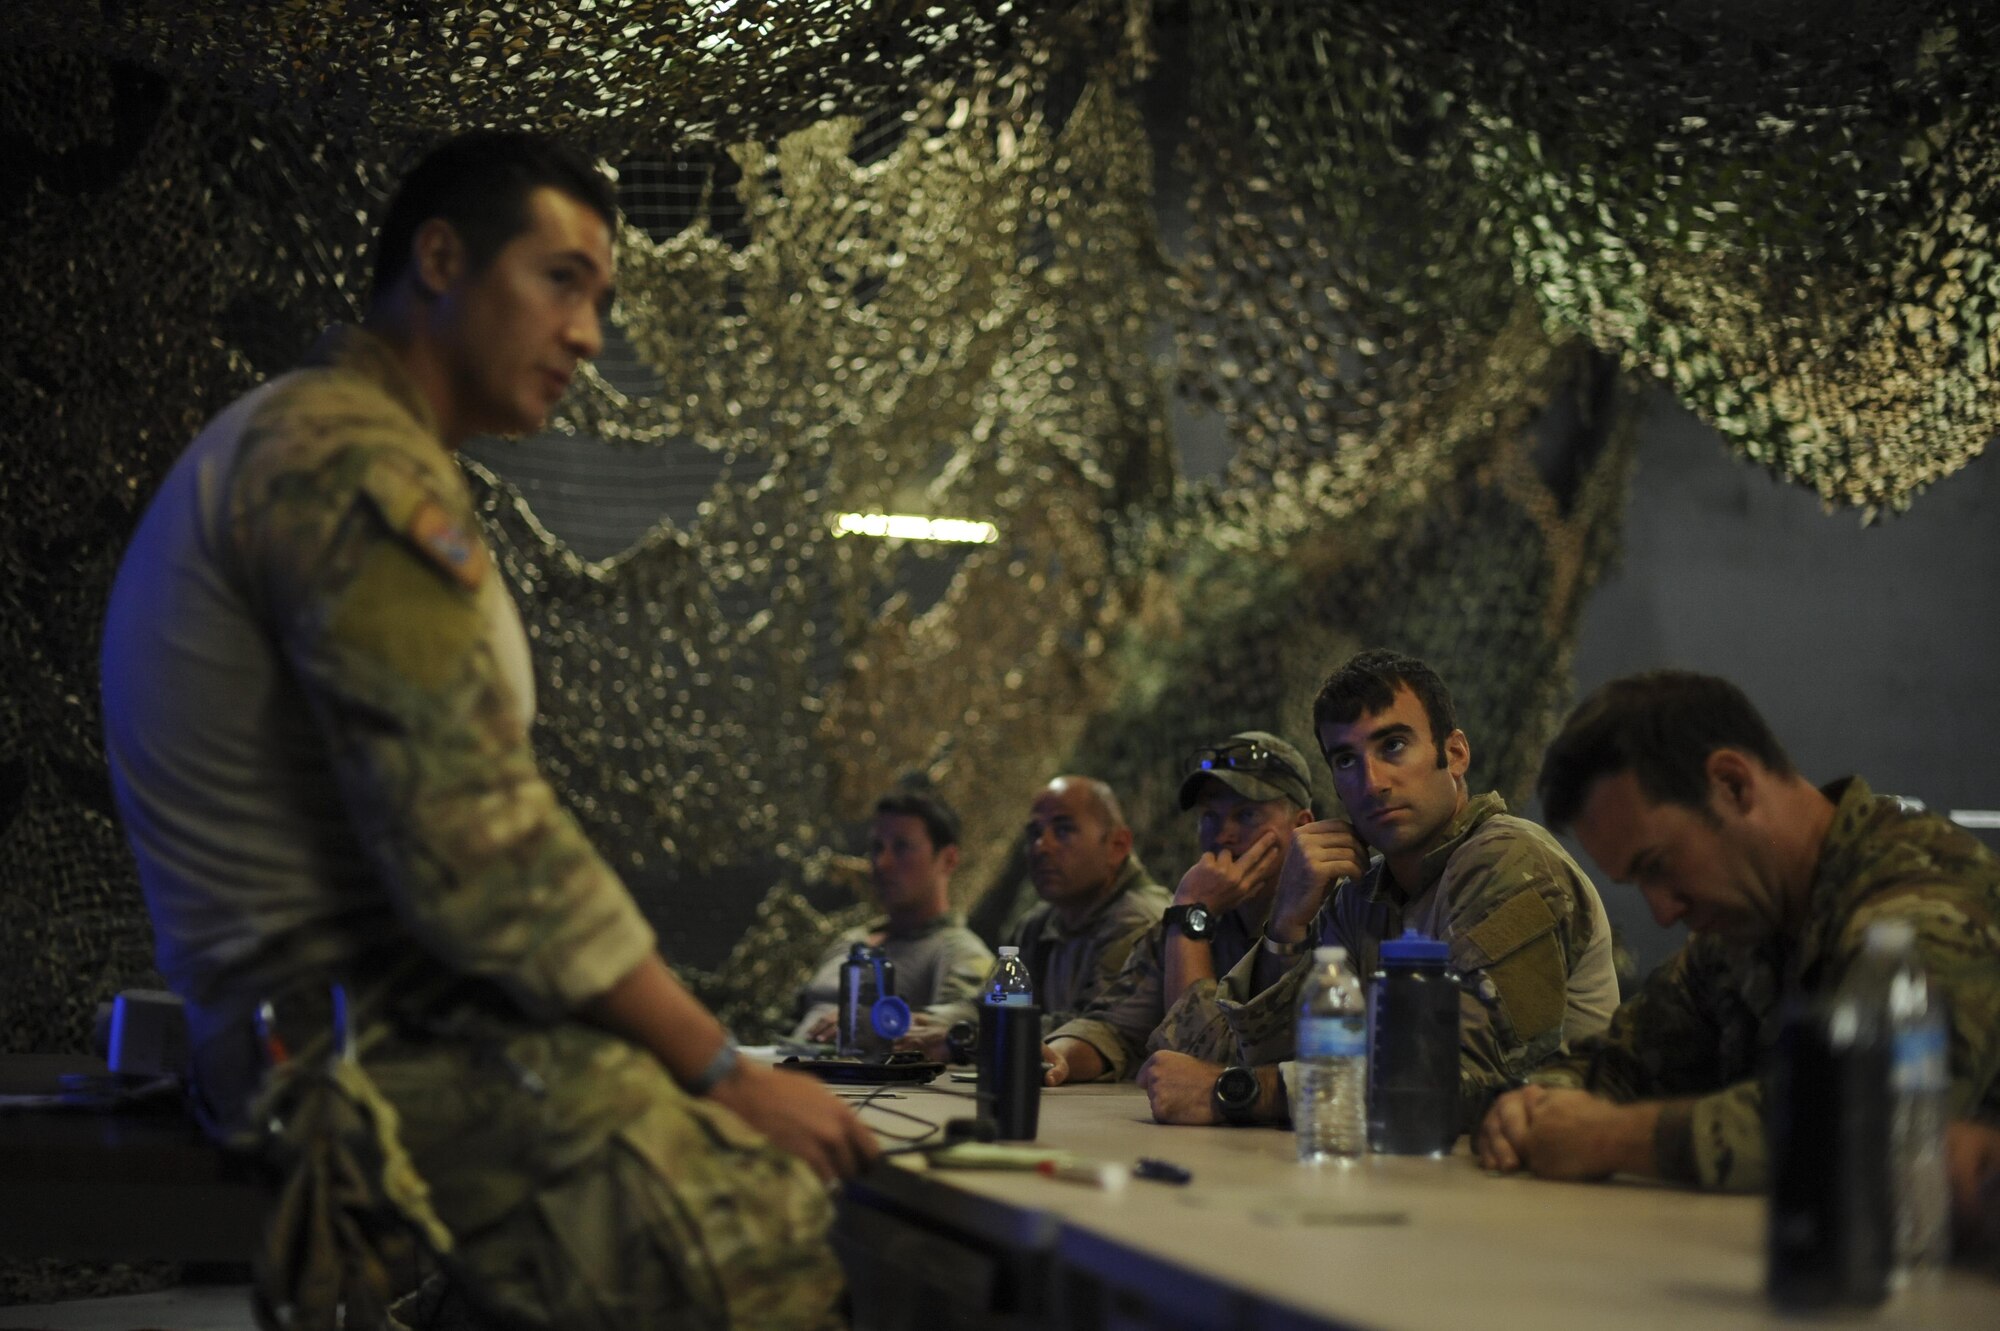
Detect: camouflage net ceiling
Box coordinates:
(1, 0, 1991, 1096)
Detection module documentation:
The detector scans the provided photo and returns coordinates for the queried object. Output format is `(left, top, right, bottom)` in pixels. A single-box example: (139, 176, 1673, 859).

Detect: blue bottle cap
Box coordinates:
(871, 995, 912, 1039)
(1378, 928, 1449, 966)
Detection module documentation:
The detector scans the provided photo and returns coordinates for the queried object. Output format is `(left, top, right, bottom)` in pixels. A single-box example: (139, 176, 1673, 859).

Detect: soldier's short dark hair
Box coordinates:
(370, 130, 619, 301)
(873, 785, 962, 851)
(1310, 649, 1457, 769)
(1537, 670, 1797, 832)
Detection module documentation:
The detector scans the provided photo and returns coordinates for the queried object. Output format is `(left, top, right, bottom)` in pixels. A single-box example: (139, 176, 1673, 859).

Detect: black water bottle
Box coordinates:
(1766, 997, 1892, 1310)
(1366, 929, 1461, 1155)
(837, 944, 902, 1058)
(976, 947, 1041, 1140)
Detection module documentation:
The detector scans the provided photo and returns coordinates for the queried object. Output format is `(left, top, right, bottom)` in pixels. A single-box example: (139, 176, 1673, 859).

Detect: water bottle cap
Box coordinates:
(1379, 928, 1450, 965)
(870, 995, 912, 1039)
(997, 945, 1021, 957)
(1862, 919, 1916, 953)
(1313, 946, 1347, 965)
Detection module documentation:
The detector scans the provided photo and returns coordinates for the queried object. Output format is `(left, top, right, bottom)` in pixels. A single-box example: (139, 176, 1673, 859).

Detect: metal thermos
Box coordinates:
(1366, 929, 1461, 1155)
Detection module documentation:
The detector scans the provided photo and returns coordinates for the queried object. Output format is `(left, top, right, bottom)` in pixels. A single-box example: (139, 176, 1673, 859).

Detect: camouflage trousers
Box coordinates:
(359, 994, 844, 1331)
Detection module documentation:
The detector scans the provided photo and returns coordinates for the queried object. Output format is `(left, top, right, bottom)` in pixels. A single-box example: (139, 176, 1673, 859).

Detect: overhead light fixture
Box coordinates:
(1950, 810, 2000, 829)
(833, 512, 1000, 544)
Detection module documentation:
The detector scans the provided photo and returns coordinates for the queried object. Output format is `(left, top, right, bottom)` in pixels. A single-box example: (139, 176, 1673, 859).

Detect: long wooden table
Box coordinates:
(836, 1080, 1997, 1331)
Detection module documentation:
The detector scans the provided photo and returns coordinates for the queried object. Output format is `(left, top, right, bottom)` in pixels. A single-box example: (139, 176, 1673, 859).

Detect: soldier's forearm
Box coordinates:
(1050, 1036, 1107, 1083)
(581, 953, 736, 1090)
(1162, 936, 1216, 1010)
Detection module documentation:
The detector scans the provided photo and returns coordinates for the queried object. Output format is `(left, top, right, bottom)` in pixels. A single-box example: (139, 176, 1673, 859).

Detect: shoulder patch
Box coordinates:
(1461, 888, 1568, 1045)
(1460, 887, 1560, 965)
(407, 499, 489, 591)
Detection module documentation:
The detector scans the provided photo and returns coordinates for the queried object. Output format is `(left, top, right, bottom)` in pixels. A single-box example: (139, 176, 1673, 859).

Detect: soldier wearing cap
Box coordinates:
(1136, 650, 1619, 1131)
(1043, 733, 1317, 1085)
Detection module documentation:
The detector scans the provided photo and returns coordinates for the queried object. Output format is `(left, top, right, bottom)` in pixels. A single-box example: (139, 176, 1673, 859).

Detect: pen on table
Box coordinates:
(1036, 1158, 1129, 1192)
(1134, 1157, 1191, 1185)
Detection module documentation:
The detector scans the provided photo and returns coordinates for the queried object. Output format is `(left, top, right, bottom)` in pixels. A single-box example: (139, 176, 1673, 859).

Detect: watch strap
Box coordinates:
(1164, 903, 1213, 940)
(685, 1033, 741, 1096)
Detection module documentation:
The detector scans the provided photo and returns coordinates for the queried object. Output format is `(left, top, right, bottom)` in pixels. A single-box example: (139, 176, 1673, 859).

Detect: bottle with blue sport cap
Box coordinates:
(837, 943, 909, 1058)
(1367, 929, 1461, 1156)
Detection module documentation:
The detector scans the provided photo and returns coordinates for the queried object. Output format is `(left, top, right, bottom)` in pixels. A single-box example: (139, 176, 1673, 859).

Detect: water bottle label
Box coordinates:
(1297, 1015, 1365, 1059)
(986, 994, 1036, 1006)
(1892, 1022, 1949, 1092)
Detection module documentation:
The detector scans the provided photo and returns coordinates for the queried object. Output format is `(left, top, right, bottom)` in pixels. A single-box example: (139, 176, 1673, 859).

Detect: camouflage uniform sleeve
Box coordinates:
(1845, 889, 2000, 1125)
(231, 403, 654, 1020)
(1047, 922, 1168, 1081)
(1532, 937, 1765, 1189)
(1438, 825, 1606, 1129)
(1042, 915, 1156, 1032)
(1154, 936, 1311, 1068)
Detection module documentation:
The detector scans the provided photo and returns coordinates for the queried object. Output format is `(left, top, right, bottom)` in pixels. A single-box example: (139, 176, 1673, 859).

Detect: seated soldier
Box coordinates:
(1045, 732, 1317, 1084)
(100, 130, 871, 1329)
(1002, 775, 1170, 1032)
(794, 785, 993, 1043)
(1138, 649, 1619, 1130)
(1476, 671, 2000, 1192)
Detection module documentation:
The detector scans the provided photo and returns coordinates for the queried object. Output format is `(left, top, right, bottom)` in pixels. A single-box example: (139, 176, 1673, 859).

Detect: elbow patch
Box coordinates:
(1461, 889, 1567, 1046)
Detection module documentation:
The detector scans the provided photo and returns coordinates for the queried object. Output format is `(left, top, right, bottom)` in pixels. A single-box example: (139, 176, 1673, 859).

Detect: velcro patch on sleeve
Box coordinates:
(1463, 889, 1567, 1045)
(407, 500, 488, 591)
(1461, 887, 1560, 965)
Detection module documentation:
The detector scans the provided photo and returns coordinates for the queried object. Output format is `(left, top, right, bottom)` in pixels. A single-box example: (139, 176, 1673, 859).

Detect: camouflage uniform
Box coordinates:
(1005, 856, 1169, 1031)
(1045, 893, 1266, 1082)
(1151, 793, 1620, 1130)
(793, 911, 994, 1037)
(101, 326, 843, 1329)
(1531, 776, 2000, 1193)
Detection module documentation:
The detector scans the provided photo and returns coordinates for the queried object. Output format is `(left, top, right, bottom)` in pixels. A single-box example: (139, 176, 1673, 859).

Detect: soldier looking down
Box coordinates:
(1476, 671, 2000, 1193)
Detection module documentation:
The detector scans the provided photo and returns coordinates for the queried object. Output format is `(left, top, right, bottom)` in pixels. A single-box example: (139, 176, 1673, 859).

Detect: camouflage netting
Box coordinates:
(0, 0, 1990, 1296)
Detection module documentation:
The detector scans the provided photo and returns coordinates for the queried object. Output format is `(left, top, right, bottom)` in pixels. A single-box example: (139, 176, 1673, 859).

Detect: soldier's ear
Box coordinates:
(1443, 728, 1471, 778)
(1706, 748, 1758, 815)
(936, 843, 961, 876)
(410, 217, 469, 299)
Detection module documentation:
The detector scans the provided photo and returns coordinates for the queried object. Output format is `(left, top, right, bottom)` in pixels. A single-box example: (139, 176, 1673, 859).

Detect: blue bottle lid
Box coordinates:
(1378, 928, 1449, 966)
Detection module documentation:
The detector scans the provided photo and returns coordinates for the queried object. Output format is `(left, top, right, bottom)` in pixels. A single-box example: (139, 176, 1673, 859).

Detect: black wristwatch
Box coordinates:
(1213, 1065, 1261, 1125)
(1163, 903, 1215, 941)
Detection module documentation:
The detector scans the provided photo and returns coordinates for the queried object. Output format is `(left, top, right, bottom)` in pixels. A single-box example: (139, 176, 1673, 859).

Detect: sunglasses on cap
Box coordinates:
(1186, 740, 1308, 790)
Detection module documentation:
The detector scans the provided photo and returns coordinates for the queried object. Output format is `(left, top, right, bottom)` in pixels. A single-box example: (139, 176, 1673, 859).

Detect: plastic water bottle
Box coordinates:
(1839, 920, 1950, 1282)
(1293, 945, 1368, 1163)
(983, 946, 1036, 1006)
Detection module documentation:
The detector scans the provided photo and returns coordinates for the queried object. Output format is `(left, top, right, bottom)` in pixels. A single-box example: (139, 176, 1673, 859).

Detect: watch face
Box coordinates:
(1216, 1066, 1258, 1110)
(1186, 904, 1211, 934)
